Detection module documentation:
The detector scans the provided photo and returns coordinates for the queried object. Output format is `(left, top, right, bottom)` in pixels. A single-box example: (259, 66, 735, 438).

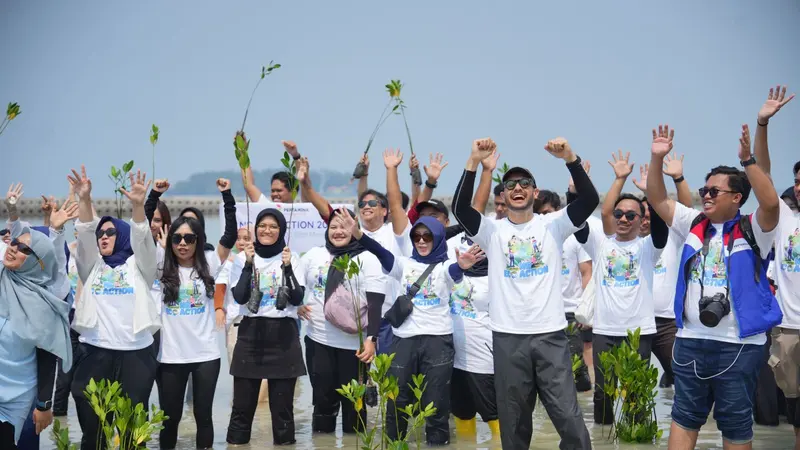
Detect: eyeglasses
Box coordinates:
(504, 178, 534, 190)
(0, 229, 9, 236)
(613, 210, 640, 222)
(698, 187, 738, 199)
(95, 228, 117, 239)
(358, 199, 384, 208)
(171, 233, 198, 245)
(412, 232, 434, 243)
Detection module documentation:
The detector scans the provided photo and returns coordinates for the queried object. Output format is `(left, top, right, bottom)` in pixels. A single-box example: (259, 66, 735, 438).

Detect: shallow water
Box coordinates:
(40, 328, 797, 450)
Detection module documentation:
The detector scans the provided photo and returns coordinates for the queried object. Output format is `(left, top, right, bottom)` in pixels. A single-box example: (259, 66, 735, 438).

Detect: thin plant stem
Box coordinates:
(364, 99, 394, 154)
(399, 105, 414, 155)
(240, 77, 263, 132)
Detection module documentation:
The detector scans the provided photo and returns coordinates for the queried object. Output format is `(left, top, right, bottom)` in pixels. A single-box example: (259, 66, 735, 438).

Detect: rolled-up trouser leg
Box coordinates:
(492, 332, 536, 450)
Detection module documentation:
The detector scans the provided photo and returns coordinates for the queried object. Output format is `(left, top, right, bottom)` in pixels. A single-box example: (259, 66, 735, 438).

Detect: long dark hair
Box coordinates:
(156, 200, 172, 228)
(160, 216, 215, 305)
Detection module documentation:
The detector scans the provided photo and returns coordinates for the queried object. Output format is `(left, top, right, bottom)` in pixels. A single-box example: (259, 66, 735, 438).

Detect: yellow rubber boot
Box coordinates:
(487, 419, 500, 438)
(454, 417, 477, 437)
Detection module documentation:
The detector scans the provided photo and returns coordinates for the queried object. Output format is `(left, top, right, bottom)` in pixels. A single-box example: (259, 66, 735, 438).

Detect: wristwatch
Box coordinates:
(740, 156, 757, 168)
(36, 400, 52, 411)
(368, 335, 378, 343)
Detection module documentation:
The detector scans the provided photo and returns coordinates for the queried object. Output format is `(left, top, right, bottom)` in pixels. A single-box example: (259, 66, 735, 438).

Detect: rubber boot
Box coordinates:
(487, 419, 500, 438)
(454, 417, 476, 437)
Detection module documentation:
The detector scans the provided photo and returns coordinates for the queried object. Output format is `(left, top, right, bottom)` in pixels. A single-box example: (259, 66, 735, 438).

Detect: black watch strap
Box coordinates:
(36, 400, 52, 411)
(740, 156, 757, 168)
(425, 180, 438, 189)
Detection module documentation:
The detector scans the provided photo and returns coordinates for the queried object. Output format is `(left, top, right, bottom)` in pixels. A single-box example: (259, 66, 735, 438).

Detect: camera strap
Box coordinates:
(698, 226, 735, 300)
(407, 263, 438, 298)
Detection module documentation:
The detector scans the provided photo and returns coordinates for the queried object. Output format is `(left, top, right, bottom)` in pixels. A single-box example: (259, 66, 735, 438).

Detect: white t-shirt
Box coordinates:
(561, 235, 591, 313)
(448, 234, 493, 374)
(773, 201, 800, 329)
(300, 247, 385, 350)
(652, 229, 682, 319)
(68, 256, 79, 310)
(363, 223, 408, 316)
(471, 209, 581, 334)
(385, 257, 456, 338)
(582, 232, 662, 336)
(228, 251, 305, 319)
(671, 203, 775, 345)
(217, 259, 243, 325)
(79, 258, 154, 350)
(156, 257, 222, 363)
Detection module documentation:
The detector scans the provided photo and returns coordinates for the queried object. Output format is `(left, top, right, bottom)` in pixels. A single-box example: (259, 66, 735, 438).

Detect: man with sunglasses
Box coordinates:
(453, 137, 598, 449)
(647, 119, 782, 449)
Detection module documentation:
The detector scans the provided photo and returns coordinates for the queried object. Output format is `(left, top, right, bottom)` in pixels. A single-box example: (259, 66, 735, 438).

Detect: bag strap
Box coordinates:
(407, 263, 438, 298)
(737, 215, 762, 284)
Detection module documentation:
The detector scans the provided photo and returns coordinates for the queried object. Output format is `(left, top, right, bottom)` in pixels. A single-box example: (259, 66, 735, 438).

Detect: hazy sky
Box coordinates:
(2, 1, 799, 205)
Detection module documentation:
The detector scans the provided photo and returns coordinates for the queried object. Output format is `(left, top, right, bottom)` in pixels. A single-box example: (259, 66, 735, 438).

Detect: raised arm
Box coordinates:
(67, 166, 100, 280)
(739, 124, 779, 232)
(418, 153, 448, 206)
(145, 179, 170, 224)
(216, 178, 237, 262)
(662, 152, 693, 208)
(356, 154, 370, 199)
(646, 125, 677, 226)
(453, 138, 497, 236)
(605, 150, 635, 235)
(334, 208, 396, 273)
(49, 199, 80, 298)
(4, 183, 23, 222)
(472, 150, 499, 213)
(120, 170, 157, 286)
(297, 157, 334, 223)
(384, 149, 411, 235)
(550, 139, 599, 228)
(754, 85, 795, 177)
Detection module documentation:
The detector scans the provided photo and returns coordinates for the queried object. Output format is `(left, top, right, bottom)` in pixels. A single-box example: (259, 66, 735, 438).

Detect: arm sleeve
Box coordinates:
(144, 190, 162, 224)
(219, 189, 238, 249)
(452, 169, 482, 236)
(284, 264, 306, 306)
(447, 262, 465, 286)
(365, 291, 385, 337)
(358, 233, 395, 273)
(232, 261, 253, 305)
(36, 349, 57, 403)
(565, 158, 600, 228)
(649, 203, 668, 250)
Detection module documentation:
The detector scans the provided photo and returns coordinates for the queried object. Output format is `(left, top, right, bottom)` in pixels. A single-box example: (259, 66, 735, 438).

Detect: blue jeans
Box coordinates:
(671, 337, 765, 444)
(16, 404, 38, 450)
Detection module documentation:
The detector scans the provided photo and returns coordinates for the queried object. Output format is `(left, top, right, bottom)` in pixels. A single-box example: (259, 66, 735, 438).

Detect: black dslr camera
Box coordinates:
(698, 293, 730, 327)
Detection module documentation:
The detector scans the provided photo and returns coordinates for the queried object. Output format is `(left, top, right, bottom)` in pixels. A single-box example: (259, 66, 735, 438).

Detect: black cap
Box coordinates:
(415, 199, 449, 216)
(502, 166, 537, 187)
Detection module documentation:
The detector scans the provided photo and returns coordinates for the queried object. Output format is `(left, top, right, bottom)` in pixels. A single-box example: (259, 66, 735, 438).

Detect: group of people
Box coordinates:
(0, 84, 798, 450)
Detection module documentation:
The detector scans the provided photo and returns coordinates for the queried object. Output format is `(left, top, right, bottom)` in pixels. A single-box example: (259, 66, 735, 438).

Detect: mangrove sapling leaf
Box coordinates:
(150, 124, 159, 180)
(492, 162, 510, 184)
(0, 102, 21, 137)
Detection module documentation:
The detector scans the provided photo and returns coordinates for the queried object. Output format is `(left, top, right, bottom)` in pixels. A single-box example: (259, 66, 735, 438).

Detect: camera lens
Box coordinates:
(699, 302, 726, 327)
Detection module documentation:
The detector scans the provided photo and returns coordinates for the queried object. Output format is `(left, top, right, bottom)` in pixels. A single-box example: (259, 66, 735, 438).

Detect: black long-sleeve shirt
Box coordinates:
(36, 349, 57, 404)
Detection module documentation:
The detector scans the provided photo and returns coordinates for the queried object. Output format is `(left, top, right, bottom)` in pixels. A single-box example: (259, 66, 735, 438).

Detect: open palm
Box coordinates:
(758, 85, 795, 122)
(663, 153, 684, 179)
(608, 150, 633, 179)
(456, 244, 486, 270)
(120, 170, 150, 205)
(632, 164, 649, 192)
(650, 124, 674, 158)
(67, 166, 92, 199)
(50, 199, 79, 230)
(383, 148, 403, 168)
(424, 153, 449, 181)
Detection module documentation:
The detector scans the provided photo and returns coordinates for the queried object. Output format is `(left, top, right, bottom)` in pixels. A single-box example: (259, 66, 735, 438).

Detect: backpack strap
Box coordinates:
(407, 263, 438, 298)
(738, 215, 762, 284)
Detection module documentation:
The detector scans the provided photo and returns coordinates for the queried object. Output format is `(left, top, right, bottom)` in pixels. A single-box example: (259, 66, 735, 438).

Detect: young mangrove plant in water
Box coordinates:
(149, 124, 159, 180)
(598, 328, 662, 443)
(0, 102, 21, 137)
(109, 160, 134, 218)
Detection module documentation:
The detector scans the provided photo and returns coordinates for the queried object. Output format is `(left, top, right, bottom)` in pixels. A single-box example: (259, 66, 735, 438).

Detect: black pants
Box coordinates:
(592, 333, 653, 425)
(565, 313, 592, 392)
(71, 343, 158, 450)
(53, 326, 81, 415)
(0, 421, 16, 449)
(652, 317, 676, 385)
(385, 334, 454, 446)
(227, 377, 297, 445)
(304, 336, 366, 433)
(493, 330, 591, 450)
(156, 359, 221, 449)
(450, 368, 497, 422)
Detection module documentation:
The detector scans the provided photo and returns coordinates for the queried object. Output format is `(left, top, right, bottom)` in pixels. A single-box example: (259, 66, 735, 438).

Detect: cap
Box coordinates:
(502, 166, 537, 186)
(415, 199, 449, 217)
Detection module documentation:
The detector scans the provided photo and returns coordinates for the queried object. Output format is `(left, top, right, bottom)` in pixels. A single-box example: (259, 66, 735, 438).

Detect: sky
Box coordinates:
(2, 1, 799, 206)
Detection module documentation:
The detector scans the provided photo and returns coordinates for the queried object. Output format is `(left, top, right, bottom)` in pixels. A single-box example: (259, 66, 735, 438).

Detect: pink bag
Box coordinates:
(323, 283, 368, 335)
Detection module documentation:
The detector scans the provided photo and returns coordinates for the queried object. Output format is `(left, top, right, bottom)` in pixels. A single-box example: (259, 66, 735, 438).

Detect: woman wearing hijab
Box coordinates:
(298, 208, 385, 434)
(338, 212, 484, 446)
(225, 208, 306, 446)
(67, 166, 159, 450)
(0, 228, 72, 447)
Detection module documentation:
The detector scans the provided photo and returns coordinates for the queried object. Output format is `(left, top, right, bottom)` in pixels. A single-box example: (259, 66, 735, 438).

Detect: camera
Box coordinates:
(698, 293, 730, 327)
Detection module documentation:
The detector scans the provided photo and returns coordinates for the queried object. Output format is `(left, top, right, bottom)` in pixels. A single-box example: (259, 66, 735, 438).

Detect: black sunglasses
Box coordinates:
(95, 228, 117, 239)
(10, 238, 44, 270)
(171, 233, 198, 245)
(504, 178, 534, 190)
(412, 232, 434, 243)
(0, 229, 9, 236)
(358, 199, 384, 208)
(613, 210, 640, 222)
(698, 186, 738, 199)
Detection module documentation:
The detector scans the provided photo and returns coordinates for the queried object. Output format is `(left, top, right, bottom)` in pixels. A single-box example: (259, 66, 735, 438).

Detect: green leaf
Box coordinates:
(111, 166, 118, 178)
(123, 160, 134, 173)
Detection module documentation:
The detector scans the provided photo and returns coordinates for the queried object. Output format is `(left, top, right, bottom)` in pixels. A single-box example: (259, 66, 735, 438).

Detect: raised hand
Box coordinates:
(544, 138, 575, 161)
(481, 148, 500, 172)
(359, 154, 370, 173)
(470, 138, 496, 163)
(568, 160, 591, 192)
(40, 195, 55, 215)
(424, 153, 449, 182)
(334, 207, 361, 239)
(157, 224, 169, 248)
(153, 179, 170, 193)
(383, 148, 403, 168)
(5, 183, 23, 209)
(244, 241, 255, 263)
(50, 199, 80, 230)
(456, 244, 486, 270)
(282, 140, 300, 159)
(651, 124, 674, 159)
(632, 163, 650, 192)
(281, 246, 292, 267)
(663, 152, 685, 179)
(296, 157, 309, 184)
(608, 150, 634, 179)
(738, 124, 751, 162)
(409, 154, 419, 170)
(216, 178, 231, 192)
(120, 170, 151, 206)
(758, 85, 795, 123)
(67, 165, 92, 200)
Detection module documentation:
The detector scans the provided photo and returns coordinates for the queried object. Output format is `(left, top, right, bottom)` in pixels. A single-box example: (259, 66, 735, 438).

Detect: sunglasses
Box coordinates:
(613, 210, 640, 222)
(358, 199, 384, 208)
(171, 233, 198, 245)
(504, 178, 534, 190)
(95, 228, 118, 239)
(412, 232, 434, 243)
(0, 229, 9, 236)
(698, 186, 738, 199)
(9, 238, 44, 270)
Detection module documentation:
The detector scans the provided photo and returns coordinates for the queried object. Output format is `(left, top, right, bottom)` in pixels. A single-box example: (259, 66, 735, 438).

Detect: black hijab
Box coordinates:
(254, 208, 287, 259)
(324, 209, 366, 302)
(180, 207, 215, 252)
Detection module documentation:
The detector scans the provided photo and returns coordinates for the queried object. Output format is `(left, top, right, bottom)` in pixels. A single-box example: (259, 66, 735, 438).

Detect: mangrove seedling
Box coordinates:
(240, 61, 281, 132)
(491, 162, 510, 184)
(149, 124, 159, 180)
(109, 160, 134, 218)
(0, 102, 21, 137)
(387, 80, 422, 186)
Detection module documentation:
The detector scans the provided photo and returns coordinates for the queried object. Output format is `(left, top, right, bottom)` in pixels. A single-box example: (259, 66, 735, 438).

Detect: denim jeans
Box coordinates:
(671, 337, 765, 444)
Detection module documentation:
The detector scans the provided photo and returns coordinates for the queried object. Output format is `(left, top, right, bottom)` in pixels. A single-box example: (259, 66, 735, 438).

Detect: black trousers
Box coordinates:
(71, 343, 158, 450)
(385, 334, 454, 446)
(156, 359, 221, 449)
(652, 317, 676, 384)
(53, 326, 81, 415)
(493, 330, 591, 450)
(565, 313, 593, 392)
(226, 377, 297, 445)
(0, 421, 15, 449)
(592, 333, 653, 425)
(304, 336, 366, 433)
(450, 368, 497, 422)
